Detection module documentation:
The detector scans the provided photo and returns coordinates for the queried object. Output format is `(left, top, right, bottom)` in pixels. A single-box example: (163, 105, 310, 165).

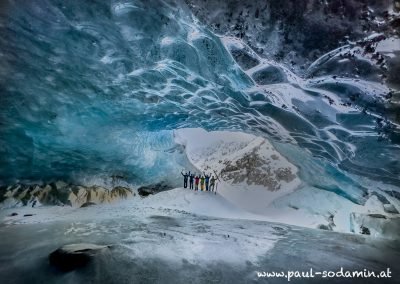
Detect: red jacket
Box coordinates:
(194, 177, 200, 184)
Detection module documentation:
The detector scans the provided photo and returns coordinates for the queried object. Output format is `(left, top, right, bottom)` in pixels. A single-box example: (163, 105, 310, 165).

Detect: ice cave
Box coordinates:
(0, 0, 399, 283)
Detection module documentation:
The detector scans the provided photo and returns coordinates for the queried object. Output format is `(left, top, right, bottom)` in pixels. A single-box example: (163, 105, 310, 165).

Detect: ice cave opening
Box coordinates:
(0, 0, 400, 283)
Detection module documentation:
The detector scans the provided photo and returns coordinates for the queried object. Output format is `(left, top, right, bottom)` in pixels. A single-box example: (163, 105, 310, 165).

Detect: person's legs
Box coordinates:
(184, 180, 187, 188)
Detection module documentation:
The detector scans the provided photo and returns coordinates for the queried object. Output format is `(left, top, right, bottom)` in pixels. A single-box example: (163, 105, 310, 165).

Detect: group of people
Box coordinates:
(181, 171, 219, 193)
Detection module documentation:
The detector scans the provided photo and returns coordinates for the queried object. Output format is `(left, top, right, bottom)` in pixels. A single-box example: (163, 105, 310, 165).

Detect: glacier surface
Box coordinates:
(0, 188, 399, 283)
(0, 0, 399, 215)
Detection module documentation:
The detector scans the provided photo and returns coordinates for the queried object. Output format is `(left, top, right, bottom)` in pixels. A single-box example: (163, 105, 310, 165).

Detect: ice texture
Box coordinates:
(0, 0, 399, 196)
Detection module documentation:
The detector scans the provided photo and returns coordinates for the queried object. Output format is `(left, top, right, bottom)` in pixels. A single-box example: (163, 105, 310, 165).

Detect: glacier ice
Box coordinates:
(0, 0, 399, 207)
(1, 1, 400, 282)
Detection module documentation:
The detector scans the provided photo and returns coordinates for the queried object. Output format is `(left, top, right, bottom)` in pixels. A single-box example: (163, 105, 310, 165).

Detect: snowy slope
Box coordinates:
(3, 190, 399, 284)
(0, 188, 260, 226)
(174, 128, 301, 213)
(2, 182, 400, 240)
(174, 128, 400, 238)
(1, 128, 398, 238)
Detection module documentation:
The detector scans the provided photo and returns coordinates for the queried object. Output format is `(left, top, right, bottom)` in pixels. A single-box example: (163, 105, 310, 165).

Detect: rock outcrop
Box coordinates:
(185, 0, 400, 81)
(175, 129, 300, 192)
(0, 182, 133, 209)
(137, 182, 173, 197)
(350, 212, 400, 239)
(49, 243, 110, 272)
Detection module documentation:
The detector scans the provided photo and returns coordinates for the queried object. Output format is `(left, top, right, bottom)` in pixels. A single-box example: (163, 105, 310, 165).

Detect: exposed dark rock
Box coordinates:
(220, 141, 296, 190)
(137, 182, 173, 197)
(138, 187, 154, 197)
(0, 185, 8, 203)
(23, 214, 34, 217)
(111, 186, 132, 199)
(80, 202, 97, 208)
(368, 213, 387, 219)
(318, 224, 332, 231)
(9, 212, 18, 216)
(0, 182, 133, 208)
(185, 0, 399, 78)
(360, 225, 371, 235)
(272, 226, 287, 236)
(230, 49, 259, 70)
(49, 244, 109, 272)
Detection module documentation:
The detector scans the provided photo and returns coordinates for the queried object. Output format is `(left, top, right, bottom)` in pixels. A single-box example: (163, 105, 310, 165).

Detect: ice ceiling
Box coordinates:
(0, 0, 399, 191)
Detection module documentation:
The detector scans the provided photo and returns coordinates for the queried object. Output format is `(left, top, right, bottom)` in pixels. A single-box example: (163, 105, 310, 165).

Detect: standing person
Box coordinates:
(200, 175, 205, 191)
(204, 172, 210, 191)
(189, 172, 195, 190)
(209, 176, 216, 192)
(194, 175, 200, 191)
(213, 170, 221, 195)
(181, 171, 189, 188)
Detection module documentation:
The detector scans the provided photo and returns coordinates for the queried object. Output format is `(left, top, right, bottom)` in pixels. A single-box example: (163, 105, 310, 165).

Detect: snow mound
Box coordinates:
(173, 128, 400, 239)
(139, 187, 260, 220)
(174, 128, 301, 212)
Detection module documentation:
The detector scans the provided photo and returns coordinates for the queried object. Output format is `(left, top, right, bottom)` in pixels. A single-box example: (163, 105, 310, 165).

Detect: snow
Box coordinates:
(0, 187, 283, 268)
(1, 128, 398, 239)
(174, 128, 302, 212)
(172, 128, 400, 238)
(174, 128, 300, 207)
(1, 188, 259, 226)
(1, 187, 399, 284)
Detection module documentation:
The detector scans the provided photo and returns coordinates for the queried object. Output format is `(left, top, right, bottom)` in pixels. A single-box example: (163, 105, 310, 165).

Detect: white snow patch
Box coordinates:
(174, 128, 301, 213)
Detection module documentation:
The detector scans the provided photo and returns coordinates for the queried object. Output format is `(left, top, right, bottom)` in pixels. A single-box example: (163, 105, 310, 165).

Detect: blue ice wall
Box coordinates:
(0, 0, 399, 191)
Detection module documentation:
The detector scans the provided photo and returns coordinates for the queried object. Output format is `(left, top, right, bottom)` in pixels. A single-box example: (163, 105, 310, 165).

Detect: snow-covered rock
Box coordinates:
(173, 128, 400, 238)
(174, 128, 303, 214)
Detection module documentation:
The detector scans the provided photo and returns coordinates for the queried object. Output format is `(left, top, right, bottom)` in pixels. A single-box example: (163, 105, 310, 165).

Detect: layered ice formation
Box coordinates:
(0, 0, 399, 237)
